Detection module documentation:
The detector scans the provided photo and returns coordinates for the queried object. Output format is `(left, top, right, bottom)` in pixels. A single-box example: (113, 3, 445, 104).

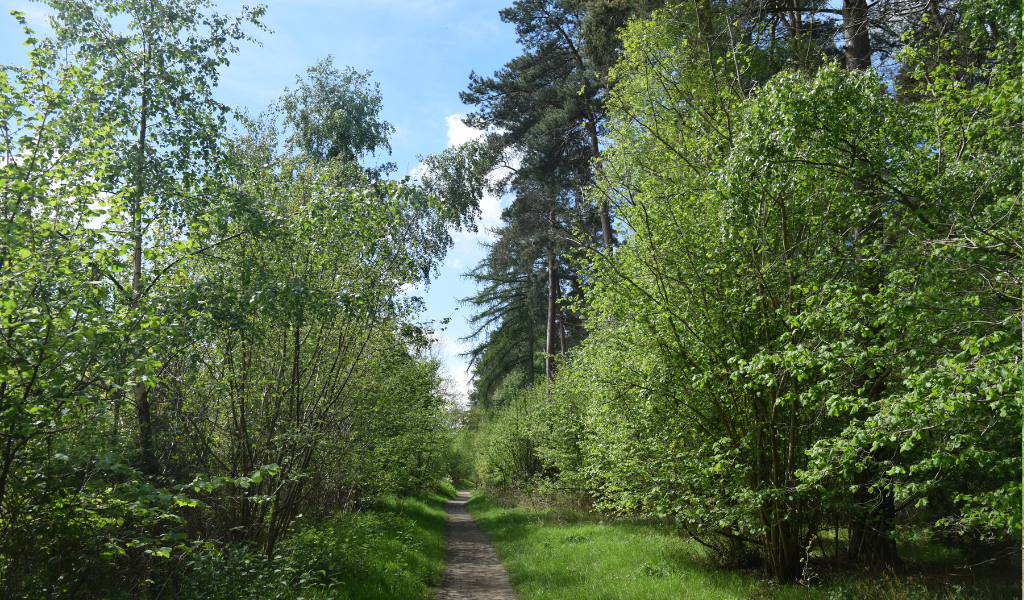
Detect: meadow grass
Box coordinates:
(466, 491, 1018, 600)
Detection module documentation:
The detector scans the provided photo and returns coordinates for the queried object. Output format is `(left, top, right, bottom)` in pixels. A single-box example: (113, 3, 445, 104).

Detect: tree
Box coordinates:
(147, 56, 478, 558)
(0, 3, 267, 589)
(521, 0, 1019, 582)
(1, 5, 469, 593)
(0, 17, 128, 591)
(46, 0, 267, 475)
(462, 0, 614, 247)
(279, 55, 396, 176)
(170, 156, 454, 555)
(459, 0, 681, 404)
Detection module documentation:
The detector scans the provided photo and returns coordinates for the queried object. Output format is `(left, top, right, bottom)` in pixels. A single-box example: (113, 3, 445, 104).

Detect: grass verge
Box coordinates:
(174, 483, 456, 600)
(466, 491, 1017, 600)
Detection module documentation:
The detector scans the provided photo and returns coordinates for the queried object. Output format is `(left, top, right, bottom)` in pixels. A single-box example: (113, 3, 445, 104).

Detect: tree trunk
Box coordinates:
(133, 65, 157, 476)
(527, 321, 535, 386)
(761, 504, 801, 582)
(842, 0, 871, 70)
(847, 459, 903, 569)
(546, 238, 558, 391)
(585, 119, 615, 248)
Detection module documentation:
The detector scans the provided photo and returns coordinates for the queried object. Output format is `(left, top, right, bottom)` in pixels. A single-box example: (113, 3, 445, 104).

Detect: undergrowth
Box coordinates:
(171, 483, 456, 600)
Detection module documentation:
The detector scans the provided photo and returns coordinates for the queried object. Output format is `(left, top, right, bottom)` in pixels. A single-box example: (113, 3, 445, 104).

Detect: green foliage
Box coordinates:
(174, 492, 453, 600)
(0, 1, 469, 596)
(442, 409, 479, 484)
(464, 0, 1020, 584)
(418, 140, 494, 234)
(472, 381, 548, 489)
(0, 2, 267, 592)
(279, 55, 395, 174)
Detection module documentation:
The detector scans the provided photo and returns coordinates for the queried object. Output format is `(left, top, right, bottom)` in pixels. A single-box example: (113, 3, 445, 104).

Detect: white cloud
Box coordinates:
(447, 257, 464, 270)
(430, 333, 475, 407)
(479, 192, 502, 229)
(445, 113, 484, 148)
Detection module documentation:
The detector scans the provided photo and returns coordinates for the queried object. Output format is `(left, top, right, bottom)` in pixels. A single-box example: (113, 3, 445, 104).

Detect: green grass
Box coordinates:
(466, 492, 771, 600)
(174, 486, 456, 600)
(466, 492, 1019, 600)
(279, 491, 453, 600)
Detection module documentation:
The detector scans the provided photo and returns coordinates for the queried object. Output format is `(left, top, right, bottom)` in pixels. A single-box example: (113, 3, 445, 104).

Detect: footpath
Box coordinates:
(435, 490, 519, 600)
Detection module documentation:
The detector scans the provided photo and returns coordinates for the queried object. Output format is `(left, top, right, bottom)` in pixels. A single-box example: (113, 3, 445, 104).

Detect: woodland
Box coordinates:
(0, 0, 1019, 598)
(454, 0, 1020, 589)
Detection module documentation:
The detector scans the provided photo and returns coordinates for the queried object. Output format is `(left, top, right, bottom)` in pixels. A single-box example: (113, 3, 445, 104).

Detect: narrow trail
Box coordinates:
(435, 490, 519, 600)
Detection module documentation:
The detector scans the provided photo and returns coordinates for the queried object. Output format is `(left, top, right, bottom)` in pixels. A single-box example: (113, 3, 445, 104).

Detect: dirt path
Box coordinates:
(435, 490, 518, 600)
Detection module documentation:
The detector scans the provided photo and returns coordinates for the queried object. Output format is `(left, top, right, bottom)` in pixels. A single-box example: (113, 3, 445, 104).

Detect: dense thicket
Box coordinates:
(0, 3, 469, 596)
(461, 0, 1020, 585)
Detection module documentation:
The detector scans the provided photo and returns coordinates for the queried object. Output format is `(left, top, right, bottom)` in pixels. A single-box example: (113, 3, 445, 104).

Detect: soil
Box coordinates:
(435, 490, 519, 600)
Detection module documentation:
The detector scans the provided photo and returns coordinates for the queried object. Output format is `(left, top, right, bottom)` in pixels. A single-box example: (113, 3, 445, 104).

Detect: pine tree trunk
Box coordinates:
(842, 0, 871, 70)
(585, 119, 615, 248)
(546, 239, 558, 388)
(528, 324, 535, 386)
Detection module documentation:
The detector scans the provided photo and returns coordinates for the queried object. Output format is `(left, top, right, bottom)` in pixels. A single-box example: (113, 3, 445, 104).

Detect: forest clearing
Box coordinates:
(0, 0, 1019, 598)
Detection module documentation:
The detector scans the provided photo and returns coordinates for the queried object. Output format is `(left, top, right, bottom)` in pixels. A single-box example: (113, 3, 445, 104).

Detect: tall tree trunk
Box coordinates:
(585, 119, 614, 248)
(527, 320, 535, 386)
(559, 313, 566, 355)
(133, 63, 157, 476)
(546, 209, 558, 396)
(842, 0, 871, 70)
(546, 241, 558, 388)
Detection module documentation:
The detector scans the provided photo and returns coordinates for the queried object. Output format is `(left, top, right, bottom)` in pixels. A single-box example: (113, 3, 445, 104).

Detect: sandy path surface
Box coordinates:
(435, 490, 519, 600)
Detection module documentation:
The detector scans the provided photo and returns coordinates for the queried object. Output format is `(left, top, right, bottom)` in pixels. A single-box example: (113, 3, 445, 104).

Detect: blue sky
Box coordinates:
(0, 0, 522, 402)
